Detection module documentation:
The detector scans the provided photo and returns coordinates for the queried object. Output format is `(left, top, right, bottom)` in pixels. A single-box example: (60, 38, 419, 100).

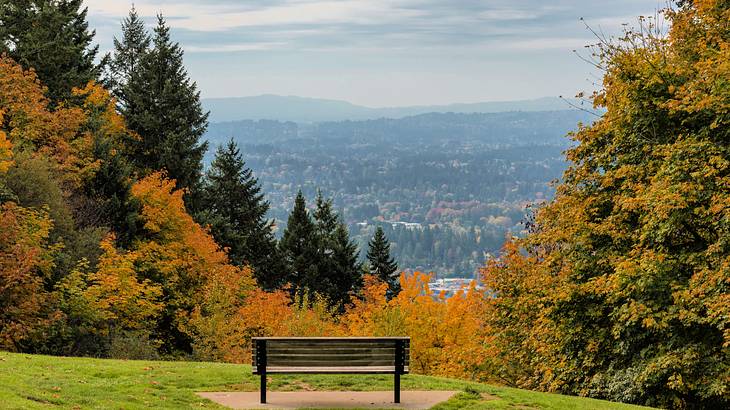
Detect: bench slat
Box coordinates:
(255, 366, 410, 374)
(266, 348, 408, 356)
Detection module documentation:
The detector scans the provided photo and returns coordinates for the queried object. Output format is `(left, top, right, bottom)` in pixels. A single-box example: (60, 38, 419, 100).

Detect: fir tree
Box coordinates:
(311, 191, 362, 309)
(366, 226, 400, 297)
(121, 14, 208, 206)
(279, 191, 316, 297)
(330, 222, 363, 309)
(104, 6, 150, 108)
(82, 131, 141, 248)
(200, 139, 283, 290)
(0, 0, 99, 104)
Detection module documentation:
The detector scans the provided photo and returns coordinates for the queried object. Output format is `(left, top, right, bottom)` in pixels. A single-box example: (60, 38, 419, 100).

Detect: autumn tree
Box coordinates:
(0, 202, 57, 352)
(199, 140, 283, 290)
(122, 14, 208, 206)
(366, 226, 400, 297)
(0, 0, 99, 104)
(129, 172, 254, 353)
(485, 2, 730, 408)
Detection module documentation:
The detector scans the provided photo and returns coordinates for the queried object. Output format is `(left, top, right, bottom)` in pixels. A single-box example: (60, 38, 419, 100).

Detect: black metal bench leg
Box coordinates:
(394, 372, 400, 403)
(261, 371, 266, 404)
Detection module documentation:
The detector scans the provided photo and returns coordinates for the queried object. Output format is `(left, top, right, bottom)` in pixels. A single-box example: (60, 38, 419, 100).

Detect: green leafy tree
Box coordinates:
(0, 0, 99, 104)
(200, 139, 283, 290)
(366, 226, 400, 297)
(121, 14, 208, 206)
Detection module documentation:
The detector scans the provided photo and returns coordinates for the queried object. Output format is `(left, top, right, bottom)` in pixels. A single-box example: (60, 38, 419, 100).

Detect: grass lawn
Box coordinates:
(0, 352, 653, 410)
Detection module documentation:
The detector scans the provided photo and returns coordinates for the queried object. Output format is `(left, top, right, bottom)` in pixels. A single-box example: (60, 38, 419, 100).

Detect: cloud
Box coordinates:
(87, 0, 660, 55)
(184, 42, 287, 53)
(84, 0, 664, 105)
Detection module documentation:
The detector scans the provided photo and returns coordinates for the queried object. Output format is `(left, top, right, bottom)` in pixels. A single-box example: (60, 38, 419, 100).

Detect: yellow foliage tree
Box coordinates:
(130, 172, 256, 354)
(83, 235, 163, 333)
(342, 273, 491, 380)
(0, 202, 58, 351)
(0, 126, 13, 174)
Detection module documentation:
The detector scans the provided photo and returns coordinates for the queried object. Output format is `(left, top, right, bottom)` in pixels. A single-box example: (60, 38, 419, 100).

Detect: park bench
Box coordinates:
(252, 337, 410, 404)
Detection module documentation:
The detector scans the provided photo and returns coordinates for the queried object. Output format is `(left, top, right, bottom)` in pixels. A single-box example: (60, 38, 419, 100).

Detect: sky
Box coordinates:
(85, 0, 664, 107)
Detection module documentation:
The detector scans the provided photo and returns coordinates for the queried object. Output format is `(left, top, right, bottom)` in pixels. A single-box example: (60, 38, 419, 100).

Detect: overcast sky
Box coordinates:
(85, 0, 664, 107)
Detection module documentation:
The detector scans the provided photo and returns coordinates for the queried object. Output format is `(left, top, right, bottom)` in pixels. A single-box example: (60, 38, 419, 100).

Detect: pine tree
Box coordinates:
(200, 139, 283, 290)
(104, 5, 150, 108)
(330, 222, 363, 309)
(279, 191, 316, 296)
(0, 0, 99, 104)
(314, 191, 339, 239)
(366, 226, 400, 297)
(83, 131, 141, 248)
(310, 192, 363, 309)
(121, 14, 208, 206)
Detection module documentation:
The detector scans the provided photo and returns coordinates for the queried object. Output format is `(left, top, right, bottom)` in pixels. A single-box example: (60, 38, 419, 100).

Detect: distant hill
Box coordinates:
(205, 110, 592, 148)
(202, 94, 587, 123)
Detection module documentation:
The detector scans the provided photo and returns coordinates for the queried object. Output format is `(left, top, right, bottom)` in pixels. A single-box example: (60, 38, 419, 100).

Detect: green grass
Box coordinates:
(0, 352, 652, 410)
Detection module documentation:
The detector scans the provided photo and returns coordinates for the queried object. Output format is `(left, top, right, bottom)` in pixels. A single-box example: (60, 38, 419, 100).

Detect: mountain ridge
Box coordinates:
(202, 94, 586, 123)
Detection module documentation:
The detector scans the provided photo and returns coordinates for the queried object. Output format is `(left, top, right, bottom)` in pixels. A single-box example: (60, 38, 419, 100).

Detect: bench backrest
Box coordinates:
(252, 337, 410, 374)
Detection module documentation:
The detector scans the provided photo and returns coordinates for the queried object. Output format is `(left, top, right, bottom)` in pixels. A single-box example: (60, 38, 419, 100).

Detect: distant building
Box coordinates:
(428, 277, 484, 298)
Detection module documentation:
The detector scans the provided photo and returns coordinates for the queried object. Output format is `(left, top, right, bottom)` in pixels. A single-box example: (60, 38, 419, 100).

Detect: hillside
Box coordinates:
(0, 352, 653, 410)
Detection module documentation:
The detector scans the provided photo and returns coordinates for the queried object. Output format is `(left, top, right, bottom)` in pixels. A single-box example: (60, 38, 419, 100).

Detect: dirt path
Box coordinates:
(197, 390, 458, 409)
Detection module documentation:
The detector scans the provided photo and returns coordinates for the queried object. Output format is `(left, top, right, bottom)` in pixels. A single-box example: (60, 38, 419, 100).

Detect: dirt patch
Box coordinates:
(481, 392, 500, 401)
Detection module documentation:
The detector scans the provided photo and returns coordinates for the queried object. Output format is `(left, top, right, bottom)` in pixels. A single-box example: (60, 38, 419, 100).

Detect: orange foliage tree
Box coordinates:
(0, 126, 13, 174)
(342, 273, 491, 380)
(0, 202, 58, 351)
(129, 172, 256, 354)
(0, 57, 93, 187)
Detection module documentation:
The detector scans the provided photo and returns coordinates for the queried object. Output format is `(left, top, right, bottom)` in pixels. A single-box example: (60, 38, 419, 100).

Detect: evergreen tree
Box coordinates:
(366, 226, 400, 297)
(104, 5, 150, 108)
(279, 191, 316, 297)
(330, 222, 363, 309)
(82, 130, 141, 248)
(311, 192, 362, 309)
(0, 0, 99, 104)
(121, 14, 208, 206)
(313, 191, 339, 240)
(200, 139, 283, 290)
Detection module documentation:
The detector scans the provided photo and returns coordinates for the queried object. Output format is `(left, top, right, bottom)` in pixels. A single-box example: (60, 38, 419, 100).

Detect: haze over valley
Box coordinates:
(203, 97, 594, 277)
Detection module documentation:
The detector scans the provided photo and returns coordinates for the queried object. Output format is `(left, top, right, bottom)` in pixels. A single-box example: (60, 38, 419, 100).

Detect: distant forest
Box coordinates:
(205, 110, 594, 277)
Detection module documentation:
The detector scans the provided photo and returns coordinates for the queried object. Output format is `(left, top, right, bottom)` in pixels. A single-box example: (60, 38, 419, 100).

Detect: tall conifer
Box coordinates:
(105, 6, 150, 108)
(367, 226, 400, 297)
(279, 191, 316, 296)
(330, 222, 363, 309)
(122, 14, 208, 206)
(0, 0, 99, 104)
(200, 139, 283, 289)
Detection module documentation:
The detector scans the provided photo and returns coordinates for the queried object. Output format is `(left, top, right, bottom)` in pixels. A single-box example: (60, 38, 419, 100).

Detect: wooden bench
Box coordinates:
(252, 337, 410, 404)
